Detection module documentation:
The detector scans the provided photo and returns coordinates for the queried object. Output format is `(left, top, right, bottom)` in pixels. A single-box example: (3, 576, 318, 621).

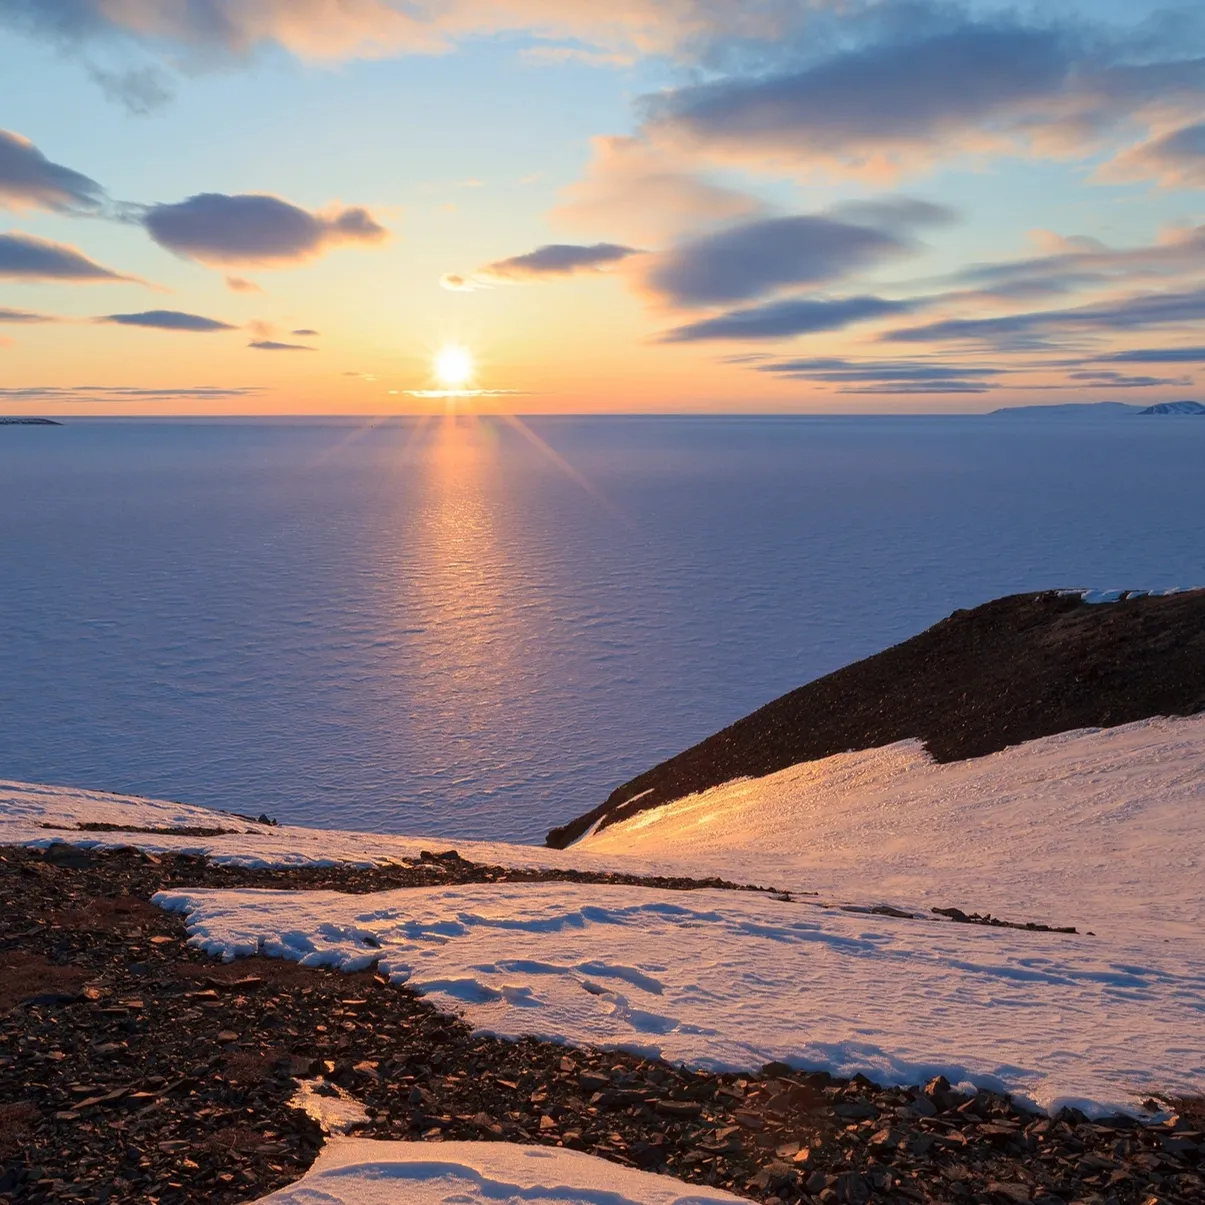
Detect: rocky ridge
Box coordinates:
(548, 590, 1205, 847)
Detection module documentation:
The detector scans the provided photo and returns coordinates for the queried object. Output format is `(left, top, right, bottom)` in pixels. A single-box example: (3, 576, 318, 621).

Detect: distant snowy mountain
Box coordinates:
(1139, 400, 1205, 414)
(986, 401, 1143, 416)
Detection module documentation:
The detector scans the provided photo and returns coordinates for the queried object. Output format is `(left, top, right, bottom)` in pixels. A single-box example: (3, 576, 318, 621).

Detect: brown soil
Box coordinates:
(0, 953, 89, 1015)
(548, 590, 1205, 847)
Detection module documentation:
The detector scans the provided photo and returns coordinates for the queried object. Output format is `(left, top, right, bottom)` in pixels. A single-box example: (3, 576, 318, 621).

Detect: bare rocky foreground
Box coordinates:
(549, 590, 1205, 847)
(2, 845, 1201, 1205)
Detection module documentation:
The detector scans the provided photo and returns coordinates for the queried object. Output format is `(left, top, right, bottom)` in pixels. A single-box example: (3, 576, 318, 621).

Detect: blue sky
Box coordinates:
(2, 0, 1205, 413)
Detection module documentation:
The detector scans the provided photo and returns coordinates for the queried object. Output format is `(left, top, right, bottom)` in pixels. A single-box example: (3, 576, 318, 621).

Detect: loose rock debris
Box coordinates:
(1, 844, 1201, 1205)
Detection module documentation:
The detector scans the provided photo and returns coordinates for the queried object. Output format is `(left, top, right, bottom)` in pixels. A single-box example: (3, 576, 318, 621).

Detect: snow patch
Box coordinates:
(1057, 586, 1202, 603)
(288, 1078, 371, 1135)
(155, 879, 1205, 1118)
(0, 778, 657, 878)
(250, 1139, 745, 1205)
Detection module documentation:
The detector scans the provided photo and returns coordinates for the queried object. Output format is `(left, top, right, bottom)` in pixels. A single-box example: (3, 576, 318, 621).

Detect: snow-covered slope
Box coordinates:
(0, 778, 649, 877)
(5, 715, 1205, 1116)
(1140, 400, 1205, 415)
(580, 716, 1205, 938)
(251, 1140, 744, 1205)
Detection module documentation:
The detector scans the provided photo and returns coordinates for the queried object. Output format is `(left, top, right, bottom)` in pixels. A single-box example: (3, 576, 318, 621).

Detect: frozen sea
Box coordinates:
(2, 413, 1203, 842)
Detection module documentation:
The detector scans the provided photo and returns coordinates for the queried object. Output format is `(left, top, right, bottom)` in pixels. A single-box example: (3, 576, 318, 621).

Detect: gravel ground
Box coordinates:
(1, 844, 1200, 1205)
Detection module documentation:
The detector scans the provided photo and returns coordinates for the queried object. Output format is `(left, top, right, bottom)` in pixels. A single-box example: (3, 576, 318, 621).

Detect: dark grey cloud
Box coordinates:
(141, 193, 388, 266)
(647, 214, 908, 306)
(661, 295, 914, 342)
(482, 242, 640, 280)
(249, 339, 315, 351)
(0, 306, 56, 323)
(643, 18, 1205, 177)
(887, 286, 1205, 350)
(100, 310, 236, 332)
(291, 328, 319, 336)
(0, 232, 129, 281)
(0, 128, 105, 212)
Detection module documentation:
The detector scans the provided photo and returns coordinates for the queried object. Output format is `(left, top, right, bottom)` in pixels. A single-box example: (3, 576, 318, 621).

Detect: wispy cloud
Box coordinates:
(479, 242, 640, 283)
(1066, 369, 1189, 388)
(248, 339, 315, 351)
(0, 385, 262, 401)
(1095, 346, 1205, 363)
(1105, 120, 1205, 187)
(747, 354, 1005, 394)
(886, 286, 1205, 350)
(99, 310, 237, 332)
(661, 295, 917, 342)
(0, 232, 132, 282)
(402, 388, 533, 398)
(753, 356, 1006, 382)
(0, 306, 58, 323)
(87, 64, 175, 115)
(0, 128, 106, 213)
(0, 0, 826, 68)
(945, 225, 1205, 303)
(552, 135, 763, 245)
(140, 193, 389, 267)
(641, 17, 1205, 181)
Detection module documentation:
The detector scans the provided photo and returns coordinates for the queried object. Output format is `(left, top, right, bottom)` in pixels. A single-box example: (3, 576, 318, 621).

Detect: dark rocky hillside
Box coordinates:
(547, 589, 1205, 848)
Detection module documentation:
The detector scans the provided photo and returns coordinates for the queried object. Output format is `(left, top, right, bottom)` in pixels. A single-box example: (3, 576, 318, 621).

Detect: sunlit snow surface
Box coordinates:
(156, 877, 1204, 1117)
(250, 1140, 744, 1205)
(580, 715, 1205, 937)
(7, 716, 1204, 1117)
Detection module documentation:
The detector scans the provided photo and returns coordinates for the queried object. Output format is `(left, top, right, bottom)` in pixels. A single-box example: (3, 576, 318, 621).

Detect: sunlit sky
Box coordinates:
(3, 0, 1205, 414)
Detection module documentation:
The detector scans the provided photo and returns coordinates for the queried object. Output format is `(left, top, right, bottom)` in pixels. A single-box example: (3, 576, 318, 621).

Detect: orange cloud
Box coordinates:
(553, 136, 762, 245)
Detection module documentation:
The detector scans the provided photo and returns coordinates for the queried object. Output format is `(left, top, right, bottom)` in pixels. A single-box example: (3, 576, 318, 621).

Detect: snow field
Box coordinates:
(580, 716, 1205, 938)
(249, 1139, 745, 1205)
(0, 778, 646, 877)
(7, 715, 1205, 1119)
(155, 879, 1205, 1118)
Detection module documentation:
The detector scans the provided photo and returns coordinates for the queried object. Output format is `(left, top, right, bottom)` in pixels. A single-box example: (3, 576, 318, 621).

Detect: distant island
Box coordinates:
(1138, 400, 1205, 415)
(989, 400, 1205, 416)
(0, 416, 62, 425)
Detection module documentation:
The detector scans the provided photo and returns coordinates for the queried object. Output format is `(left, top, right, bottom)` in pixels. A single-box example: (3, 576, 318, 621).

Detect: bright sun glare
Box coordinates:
(435, 345, 474, 389)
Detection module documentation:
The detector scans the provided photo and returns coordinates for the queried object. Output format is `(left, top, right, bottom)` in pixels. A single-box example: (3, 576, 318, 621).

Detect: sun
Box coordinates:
(434, 345, 474, 390)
